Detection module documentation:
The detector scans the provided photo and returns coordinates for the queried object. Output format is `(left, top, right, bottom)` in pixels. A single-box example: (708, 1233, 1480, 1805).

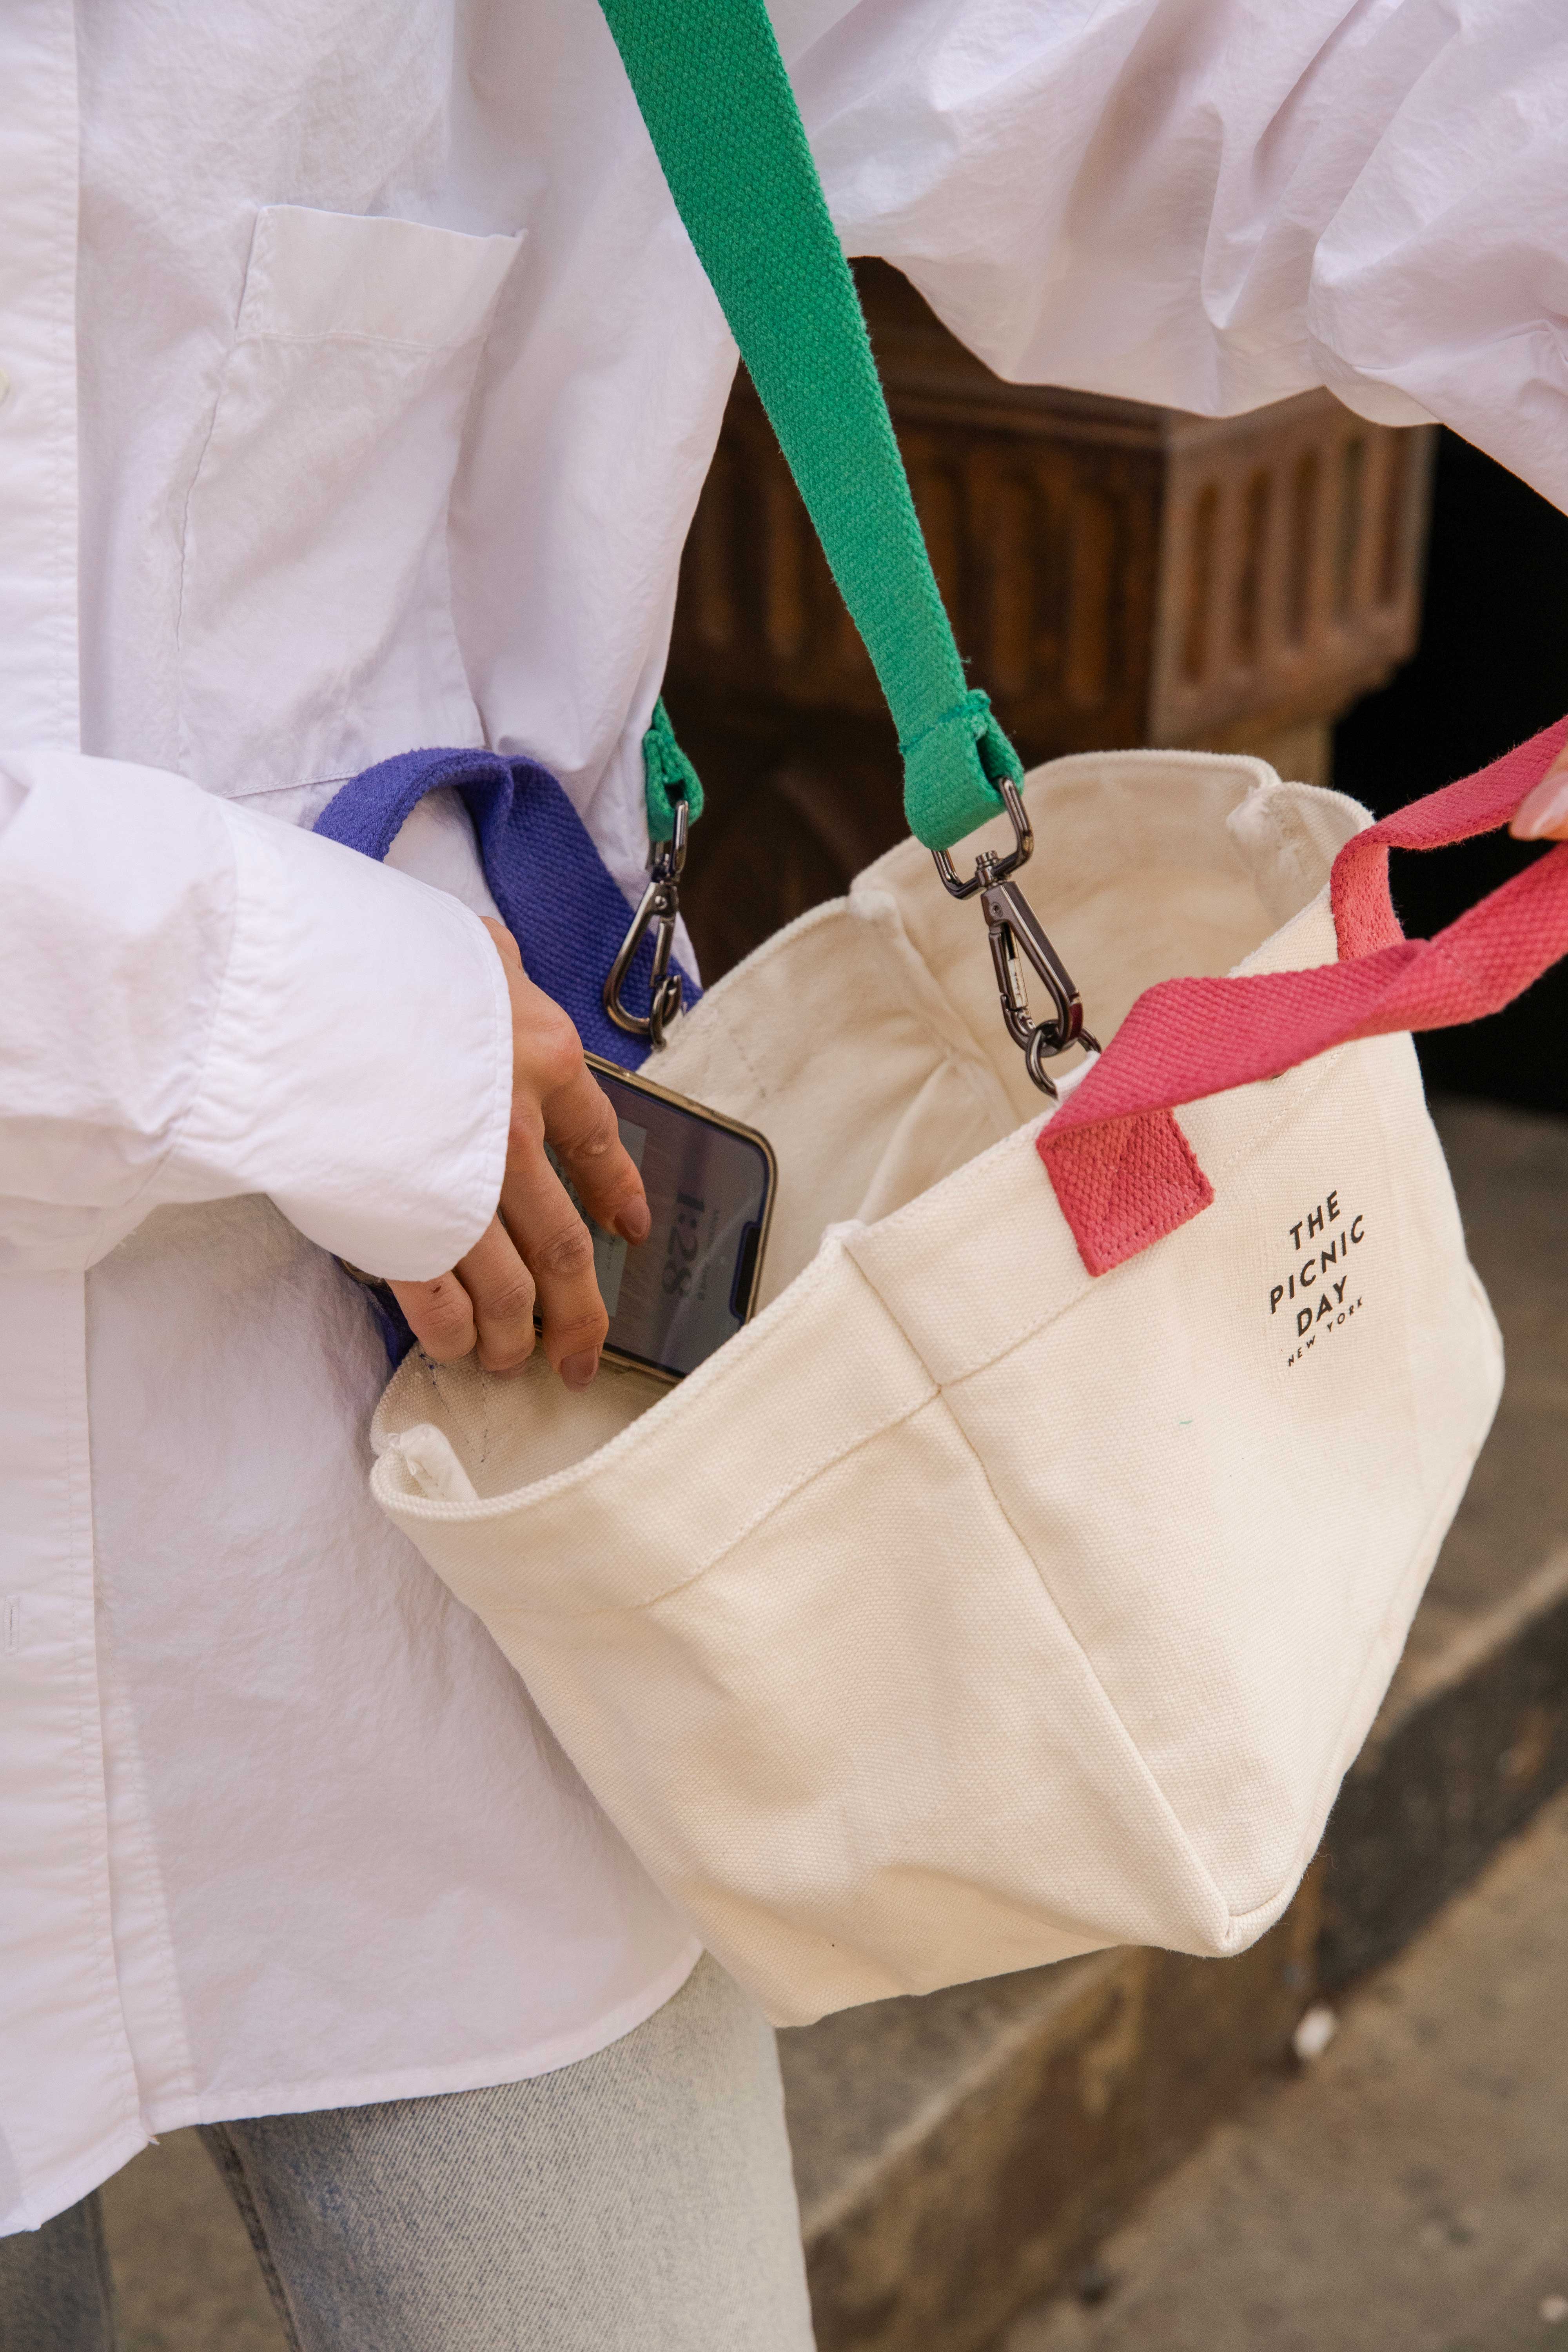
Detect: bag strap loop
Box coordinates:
(596, 0, 1022, 854)
(314, 745, 697, 1071)
(641, 695, 703, 838)
(1038, 718, 1568, 1274)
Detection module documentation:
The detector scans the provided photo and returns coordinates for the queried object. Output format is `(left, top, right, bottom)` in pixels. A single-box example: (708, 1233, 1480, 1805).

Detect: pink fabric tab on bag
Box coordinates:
(1038, 716, 1568, 1275)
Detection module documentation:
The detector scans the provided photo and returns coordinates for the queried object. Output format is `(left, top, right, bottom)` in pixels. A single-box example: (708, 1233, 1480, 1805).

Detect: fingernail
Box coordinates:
(1512, 777, 1568, 840)
(561, 1350, 599, 1390)
(614, 1201, 651, 1243)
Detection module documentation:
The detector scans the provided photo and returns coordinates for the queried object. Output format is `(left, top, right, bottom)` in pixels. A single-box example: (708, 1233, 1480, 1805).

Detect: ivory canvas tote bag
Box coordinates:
(354, 0, 1568, 2026)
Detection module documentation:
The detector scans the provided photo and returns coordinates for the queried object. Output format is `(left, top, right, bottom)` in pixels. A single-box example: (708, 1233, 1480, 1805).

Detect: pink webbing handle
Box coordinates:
(1038, 715, 1568, 1275)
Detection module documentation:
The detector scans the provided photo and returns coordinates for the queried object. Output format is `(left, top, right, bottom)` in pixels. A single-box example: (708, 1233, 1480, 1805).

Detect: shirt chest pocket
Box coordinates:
(178, 204, 521, 800)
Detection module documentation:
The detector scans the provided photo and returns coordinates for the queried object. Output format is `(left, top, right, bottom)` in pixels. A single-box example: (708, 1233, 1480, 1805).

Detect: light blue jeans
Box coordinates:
(0, 1955, 815, 2351)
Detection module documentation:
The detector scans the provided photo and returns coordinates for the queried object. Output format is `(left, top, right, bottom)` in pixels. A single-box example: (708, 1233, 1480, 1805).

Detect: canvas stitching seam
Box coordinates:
(928, 1388, 1235, 1939)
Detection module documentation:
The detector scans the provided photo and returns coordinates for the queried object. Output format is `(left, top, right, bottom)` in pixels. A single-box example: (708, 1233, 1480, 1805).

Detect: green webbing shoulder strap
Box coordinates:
(601, 0, 1023, 854)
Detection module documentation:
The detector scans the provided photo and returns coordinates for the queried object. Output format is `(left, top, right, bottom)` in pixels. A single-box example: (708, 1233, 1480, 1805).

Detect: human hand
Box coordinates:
(386, 921, 649, 1388)
(1512, 747, 1568, 841)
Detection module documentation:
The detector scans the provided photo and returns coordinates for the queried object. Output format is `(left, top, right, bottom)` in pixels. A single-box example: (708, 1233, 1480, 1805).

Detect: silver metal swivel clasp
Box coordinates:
(933, 778, 1099, 1096)
(604, 793, 688, 1051)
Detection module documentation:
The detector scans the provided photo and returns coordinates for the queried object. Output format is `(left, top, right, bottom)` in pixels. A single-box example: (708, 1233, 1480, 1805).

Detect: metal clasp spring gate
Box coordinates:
(933, 778, 1099, 1096)
(603, 794, 688, 1050)
(605, 775, 1095, 1089)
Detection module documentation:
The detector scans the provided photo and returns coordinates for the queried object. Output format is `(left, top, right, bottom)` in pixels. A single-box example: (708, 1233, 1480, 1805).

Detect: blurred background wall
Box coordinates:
(664, 262, 1568, 1115)
(1334, 429, 1568, 1116)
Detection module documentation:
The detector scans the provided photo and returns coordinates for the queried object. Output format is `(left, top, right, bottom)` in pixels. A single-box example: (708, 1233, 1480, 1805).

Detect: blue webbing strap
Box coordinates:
(314, 746, 697, 1069)
(315, 747, 699, 1365)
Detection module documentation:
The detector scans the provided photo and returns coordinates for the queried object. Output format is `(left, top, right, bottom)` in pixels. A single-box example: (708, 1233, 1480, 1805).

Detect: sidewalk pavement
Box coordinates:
(100, 2127, 284, 2352)
(998, 1780, 1568, 2352)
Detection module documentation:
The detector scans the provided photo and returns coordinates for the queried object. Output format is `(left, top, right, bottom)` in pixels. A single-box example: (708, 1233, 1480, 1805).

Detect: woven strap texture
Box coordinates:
(1040, 717, 1568, 1274)
(597, 0, 1022, 852)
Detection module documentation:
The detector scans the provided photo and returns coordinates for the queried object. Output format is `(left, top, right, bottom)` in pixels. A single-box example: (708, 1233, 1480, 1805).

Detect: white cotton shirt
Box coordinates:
(3, 0, 1567, 2236)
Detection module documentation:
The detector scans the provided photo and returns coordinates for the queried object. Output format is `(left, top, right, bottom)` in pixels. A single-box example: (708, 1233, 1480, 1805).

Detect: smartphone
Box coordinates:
(548, 1054, 777, 1385)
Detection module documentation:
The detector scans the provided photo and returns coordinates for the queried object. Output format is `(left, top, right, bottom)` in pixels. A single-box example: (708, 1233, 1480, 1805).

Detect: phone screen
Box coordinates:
(551, 1062, 774, 1381)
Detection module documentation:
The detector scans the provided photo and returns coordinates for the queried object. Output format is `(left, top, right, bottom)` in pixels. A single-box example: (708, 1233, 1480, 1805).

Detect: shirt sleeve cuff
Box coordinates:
(176, 799, 512, 1279)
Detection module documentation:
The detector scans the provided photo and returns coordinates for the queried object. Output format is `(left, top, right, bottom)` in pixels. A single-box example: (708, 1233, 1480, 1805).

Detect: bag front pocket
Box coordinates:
(178, 203, 521, 800)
